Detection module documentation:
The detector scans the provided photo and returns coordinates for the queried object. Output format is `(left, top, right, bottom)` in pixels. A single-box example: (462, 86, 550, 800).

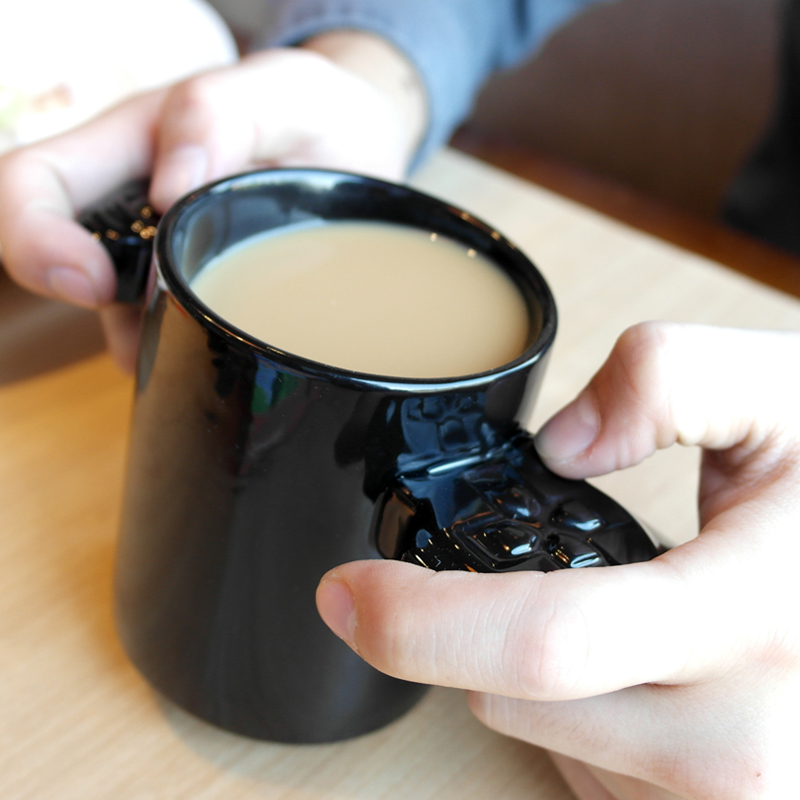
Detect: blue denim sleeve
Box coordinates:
(259, 0, 607, 169)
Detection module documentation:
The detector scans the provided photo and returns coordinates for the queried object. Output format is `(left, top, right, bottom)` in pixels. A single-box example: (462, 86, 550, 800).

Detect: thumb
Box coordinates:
(315, 548, 751, 700)
(533, 322, 800, 480)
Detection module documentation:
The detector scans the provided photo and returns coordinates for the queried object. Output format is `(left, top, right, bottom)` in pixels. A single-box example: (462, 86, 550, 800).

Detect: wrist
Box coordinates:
(300, 30, 427, 173)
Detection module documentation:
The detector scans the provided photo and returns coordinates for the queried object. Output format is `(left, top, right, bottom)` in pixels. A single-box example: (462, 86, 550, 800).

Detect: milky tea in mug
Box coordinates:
(189, 220, 531, 378)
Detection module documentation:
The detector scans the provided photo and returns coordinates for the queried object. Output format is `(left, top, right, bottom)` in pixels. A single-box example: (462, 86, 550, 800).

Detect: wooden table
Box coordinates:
(2, 149, 800, 799)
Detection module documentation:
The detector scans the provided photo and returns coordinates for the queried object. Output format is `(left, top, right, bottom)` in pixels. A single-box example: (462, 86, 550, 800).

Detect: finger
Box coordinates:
(150, 53, 316, 209)
(255, 48, 408, 180)
(149, 65, 255, 210)
(316, 550, 754, 701)
(0, 90, 165, 306)
(469, 682, 770, 800)
(149, 49, 408, 210)
(534, 322, 800, 480)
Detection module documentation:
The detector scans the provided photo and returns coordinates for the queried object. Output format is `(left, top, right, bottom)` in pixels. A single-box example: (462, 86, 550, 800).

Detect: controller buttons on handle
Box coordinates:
(454, 518, 540, 564)
(545, 533, 608, 568)
(78, 178, 160, 303)
(550, 500, 605, 532)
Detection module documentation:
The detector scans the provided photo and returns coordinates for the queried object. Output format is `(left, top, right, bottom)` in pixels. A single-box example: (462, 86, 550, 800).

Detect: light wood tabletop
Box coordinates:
(2, 148, 800, 800)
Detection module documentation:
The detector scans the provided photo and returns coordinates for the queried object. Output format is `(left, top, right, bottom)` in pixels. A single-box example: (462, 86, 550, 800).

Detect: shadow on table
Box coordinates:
(152, 686, 576, 800)
(0, 268, 106, 385)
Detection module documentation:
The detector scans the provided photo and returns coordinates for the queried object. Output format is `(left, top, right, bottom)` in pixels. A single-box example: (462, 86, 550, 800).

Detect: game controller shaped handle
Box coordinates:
(375, 432, 662, 573)
(79, 178, 158, 303)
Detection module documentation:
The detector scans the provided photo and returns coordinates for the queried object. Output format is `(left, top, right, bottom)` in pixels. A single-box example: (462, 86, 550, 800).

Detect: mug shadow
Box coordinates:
(153, 685, 574, 799)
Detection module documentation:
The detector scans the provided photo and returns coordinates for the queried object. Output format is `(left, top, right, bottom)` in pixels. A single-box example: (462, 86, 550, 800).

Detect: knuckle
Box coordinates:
(244, 48, 332, 94)
(159, 76, 234, 149)
(357, 623, 395, 674)
(602, 321, 685, 447)
(507, 591, 589, 700)
(616, 319, 673, 355)
(356, 601, 416, 680)
(166, 75, 224, 118)
(612, 321, 675, 393)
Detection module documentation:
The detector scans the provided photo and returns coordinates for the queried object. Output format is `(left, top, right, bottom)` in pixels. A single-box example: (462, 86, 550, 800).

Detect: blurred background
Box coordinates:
(208, 0, 780, 220)
(1, 0, 793, 383)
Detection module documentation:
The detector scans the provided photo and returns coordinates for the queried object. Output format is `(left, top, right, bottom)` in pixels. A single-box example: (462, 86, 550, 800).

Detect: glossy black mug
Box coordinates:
(86, 169, 659, 743)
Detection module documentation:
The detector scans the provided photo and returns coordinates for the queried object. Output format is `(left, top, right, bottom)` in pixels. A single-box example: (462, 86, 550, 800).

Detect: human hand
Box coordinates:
(0, 33, 426, 371)
(316, 321, 800, 799)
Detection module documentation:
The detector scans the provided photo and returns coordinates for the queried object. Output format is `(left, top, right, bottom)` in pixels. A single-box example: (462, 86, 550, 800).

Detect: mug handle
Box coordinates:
(374, 431, 663, 572)
(79, 178, 159, 303)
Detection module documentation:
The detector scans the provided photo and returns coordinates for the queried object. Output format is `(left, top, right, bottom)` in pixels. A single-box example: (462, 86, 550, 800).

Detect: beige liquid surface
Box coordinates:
(190, 221, 531, 378)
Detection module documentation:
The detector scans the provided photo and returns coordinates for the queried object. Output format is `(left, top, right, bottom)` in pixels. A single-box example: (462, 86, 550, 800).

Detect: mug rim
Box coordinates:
(154, 167, 558, 391)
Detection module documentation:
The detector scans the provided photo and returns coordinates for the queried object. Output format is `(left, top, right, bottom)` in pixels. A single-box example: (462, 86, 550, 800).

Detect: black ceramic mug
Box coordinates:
(84, 169, 659, 744)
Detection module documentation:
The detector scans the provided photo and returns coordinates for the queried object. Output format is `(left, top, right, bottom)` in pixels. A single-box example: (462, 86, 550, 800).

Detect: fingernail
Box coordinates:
(153, 145, 208, 206)
(46, 266, 101, 307)
(535, 390, 599, 463)
(316, 578, 357, 648)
